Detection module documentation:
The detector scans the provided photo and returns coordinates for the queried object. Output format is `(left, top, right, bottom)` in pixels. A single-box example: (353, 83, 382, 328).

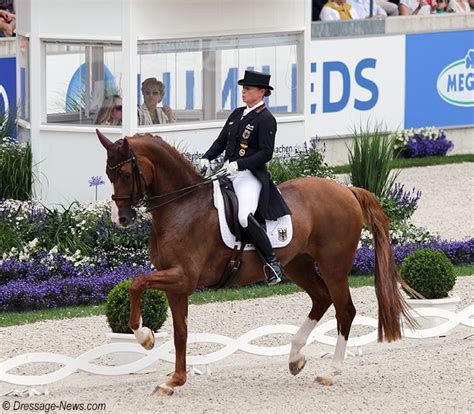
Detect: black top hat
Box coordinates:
(237, 70, 273, 90)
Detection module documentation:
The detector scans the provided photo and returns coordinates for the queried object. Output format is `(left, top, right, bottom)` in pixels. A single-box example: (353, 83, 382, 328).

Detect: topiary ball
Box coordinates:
(400, 248, 456, 299)
(105, 279, 168, 334)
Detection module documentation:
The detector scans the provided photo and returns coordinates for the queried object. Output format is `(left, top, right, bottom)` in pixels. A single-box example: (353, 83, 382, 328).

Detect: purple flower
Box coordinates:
(89, 176, 105, 187)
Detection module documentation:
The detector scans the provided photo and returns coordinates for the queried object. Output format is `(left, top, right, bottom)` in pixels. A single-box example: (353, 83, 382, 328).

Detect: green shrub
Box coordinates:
(105, 279, 168, 334)
(347, 123, 400, 200)
(400, 248, 456, 299)
(0, 139, 32, 200)
(269, 149, 335, 185)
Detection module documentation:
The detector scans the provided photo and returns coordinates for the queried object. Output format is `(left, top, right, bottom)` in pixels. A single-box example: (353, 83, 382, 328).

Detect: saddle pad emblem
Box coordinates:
(278, 228, 288, 242)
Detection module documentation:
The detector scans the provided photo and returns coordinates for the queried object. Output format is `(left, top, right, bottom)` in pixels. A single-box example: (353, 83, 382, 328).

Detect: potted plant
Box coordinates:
(400, 248, 459, 330)
(105, 279, 169, 373)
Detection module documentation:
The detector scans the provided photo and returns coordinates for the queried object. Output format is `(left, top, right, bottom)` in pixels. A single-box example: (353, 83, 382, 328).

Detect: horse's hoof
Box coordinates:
(289, 356, 306, 376)
(152, 384, 174, 397)
(141, 329, 155, 350)
(315, 375, 334, 386)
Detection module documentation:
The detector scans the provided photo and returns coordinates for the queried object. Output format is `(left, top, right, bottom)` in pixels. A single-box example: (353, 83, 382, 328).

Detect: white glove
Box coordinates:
(199, 158, 210, 169)
(226, 161, 239, 175)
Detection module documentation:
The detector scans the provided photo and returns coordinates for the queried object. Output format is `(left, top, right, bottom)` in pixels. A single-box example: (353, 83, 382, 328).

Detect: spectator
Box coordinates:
(348, 0, 388, 17)
(448, 0, 470, 12)
(399, 0, 432, 15)
(320, 0, 360, 20)
(469, 0, 474, 11)
(376, 0, 400, 15)
(138, 77, 175, 125)
(312, 0, 328, 19)
(435, 0, 448, 12)
(0, 0, 15, 37)
(94, 95, 122, 126)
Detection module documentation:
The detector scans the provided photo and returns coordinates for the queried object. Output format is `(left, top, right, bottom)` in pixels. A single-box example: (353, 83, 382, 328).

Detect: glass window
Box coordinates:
(137, 33, 301, 125)
(44, 41, 122, 126)
(17, 36, 30, 122)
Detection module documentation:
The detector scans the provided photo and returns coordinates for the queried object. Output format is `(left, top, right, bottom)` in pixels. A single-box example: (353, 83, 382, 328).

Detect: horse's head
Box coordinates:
(96, 129, 153, 227)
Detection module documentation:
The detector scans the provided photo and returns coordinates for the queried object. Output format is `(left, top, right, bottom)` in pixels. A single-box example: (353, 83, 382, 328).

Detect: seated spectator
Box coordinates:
(348, 0, 388, 17)
(376, 0, 400, 15)
(435, 0, 448, 12)
(399, 0, 432, 15)
(94, 95, 122, 126)
(0, 0, 15, 37)
(320, 0, 360, 20)
(138, 77, 175, 125)
(448, 0, 470, 12)
(312, 0, 328, 19)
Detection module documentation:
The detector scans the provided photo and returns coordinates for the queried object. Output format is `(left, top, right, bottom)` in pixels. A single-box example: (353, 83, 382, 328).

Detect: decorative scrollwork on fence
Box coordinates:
(0, 305, 472, 386)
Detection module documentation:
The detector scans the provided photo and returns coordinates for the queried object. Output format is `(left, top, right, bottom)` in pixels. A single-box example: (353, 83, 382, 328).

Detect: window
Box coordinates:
(137, 32, 301, 125)
(45, 41, 122, 126)
(17, 36, 30, 122)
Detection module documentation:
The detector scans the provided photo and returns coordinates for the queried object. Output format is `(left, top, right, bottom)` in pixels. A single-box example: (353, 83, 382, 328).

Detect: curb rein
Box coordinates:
(106, 149, 225, 211)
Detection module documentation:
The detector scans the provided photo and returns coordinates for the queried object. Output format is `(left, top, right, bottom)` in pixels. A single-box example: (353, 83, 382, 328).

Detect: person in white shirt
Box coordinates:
(320, 0, 361, 20)
(399, 0, 433, 15)
(138, 77, 175, 125)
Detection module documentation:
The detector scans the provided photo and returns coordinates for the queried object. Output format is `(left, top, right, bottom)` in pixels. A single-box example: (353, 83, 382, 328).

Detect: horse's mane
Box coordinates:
(129, 133, 203, 181)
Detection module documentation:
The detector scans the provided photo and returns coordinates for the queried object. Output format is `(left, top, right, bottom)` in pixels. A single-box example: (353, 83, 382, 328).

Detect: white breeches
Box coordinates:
(229, 169, 262, 228)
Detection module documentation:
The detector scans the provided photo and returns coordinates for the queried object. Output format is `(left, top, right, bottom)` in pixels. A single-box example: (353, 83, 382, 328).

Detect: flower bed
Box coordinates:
(391, 127, 453, 158)
(352, 238, 474, 276)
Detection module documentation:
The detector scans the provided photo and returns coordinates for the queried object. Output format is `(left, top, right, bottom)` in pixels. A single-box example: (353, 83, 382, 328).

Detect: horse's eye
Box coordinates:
(121, 171, 132, 181)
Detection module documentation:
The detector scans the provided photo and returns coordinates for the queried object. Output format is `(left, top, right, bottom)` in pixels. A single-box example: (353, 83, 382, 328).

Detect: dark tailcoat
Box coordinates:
(203, 105, 291, 220)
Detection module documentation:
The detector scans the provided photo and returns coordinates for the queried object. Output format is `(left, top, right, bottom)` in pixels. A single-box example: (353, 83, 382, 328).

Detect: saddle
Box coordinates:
(206, 176, 246, 290)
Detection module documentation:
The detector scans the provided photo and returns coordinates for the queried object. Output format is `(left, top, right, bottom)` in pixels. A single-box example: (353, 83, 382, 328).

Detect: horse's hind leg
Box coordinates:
(284, 255, 332, 376)
(315, 258, 356, 386)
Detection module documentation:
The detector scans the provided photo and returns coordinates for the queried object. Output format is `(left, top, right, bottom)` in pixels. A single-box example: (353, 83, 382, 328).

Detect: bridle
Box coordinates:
(107, 150, 226, 211)
(107, 149, 146, 207)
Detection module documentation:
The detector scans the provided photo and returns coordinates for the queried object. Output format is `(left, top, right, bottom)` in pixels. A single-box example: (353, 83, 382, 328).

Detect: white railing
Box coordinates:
(0, 305, 472, 387)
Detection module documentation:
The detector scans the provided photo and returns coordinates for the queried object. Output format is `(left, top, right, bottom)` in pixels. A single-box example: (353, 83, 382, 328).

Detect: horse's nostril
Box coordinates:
(119, 216, 128, 225)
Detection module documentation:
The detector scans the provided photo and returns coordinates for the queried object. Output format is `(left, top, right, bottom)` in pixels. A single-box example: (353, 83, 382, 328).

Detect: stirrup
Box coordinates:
(263, 263, 282, 286)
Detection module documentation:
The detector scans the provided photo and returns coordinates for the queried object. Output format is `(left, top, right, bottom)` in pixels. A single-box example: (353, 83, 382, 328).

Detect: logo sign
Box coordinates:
(308, 36, 405, 137)
(437, 49, 474, 107)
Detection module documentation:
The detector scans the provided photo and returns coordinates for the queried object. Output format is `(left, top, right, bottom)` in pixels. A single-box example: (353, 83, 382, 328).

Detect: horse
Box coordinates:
(96, 130, 416, 397)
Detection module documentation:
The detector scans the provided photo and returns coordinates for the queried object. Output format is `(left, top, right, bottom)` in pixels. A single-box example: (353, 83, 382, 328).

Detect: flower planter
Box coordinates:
(106, 330, 168, 374)
(407, 296, 461, 332)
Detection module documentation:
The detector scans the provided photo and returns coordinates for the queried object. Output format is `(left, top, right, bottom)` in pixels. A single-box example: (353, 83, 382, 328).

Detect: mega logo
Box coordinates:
(437, 49, 474, 107)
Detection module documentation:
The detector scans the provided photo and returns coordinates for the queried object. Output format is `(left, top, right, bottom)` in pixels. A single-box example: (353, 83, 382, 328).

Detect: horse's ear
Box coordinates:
(120, 138, 130, 156)
(96, 129, 114, 151)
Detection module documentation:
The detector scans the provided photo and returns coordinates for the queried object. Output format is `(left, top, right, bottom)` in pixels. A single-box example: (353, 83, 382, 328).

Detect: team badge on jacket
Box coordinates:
(242, 124, 254, 140)
(240, 124, 254, 157)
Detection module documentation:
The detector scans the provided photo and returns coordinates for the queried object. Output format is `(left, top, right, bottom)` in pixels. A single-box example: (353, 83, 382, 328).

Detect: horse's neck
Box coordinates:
(150, 150, 202, 195)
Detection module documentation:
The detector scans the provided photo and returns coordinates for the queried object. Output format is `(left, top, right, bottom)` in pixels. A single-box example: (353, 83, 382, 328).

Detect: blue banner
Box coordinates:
(405, 31, 474, 129)
(0, 56, 16, 118)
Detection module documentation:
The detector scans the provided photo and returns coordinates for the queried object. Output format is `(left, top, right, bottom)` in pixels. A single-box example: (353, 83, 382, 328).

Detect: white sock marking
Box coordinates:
(289, 317, 317, 363)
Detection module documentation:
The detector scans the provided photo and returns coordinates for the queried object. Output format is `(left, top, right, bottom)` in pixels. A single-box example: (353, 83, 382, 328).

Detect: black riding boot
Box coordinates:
(245, 214, 285, 286)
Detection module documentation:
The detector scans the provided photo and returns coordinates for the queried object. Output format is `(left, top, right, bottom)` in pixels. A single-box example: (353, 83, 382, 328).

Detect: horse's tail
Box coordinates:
(350, 187, 418, 342)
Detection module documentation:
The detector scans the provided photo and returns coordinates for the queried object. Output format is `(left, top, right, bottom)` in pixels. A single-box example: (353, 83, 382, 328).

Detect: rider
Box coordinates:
(200, 70, 291, 286)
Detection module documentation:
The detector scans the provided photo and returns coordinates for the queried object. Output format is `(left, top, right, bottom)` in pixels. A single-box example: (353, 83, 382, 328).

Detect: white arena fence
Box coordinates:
(0, 306, 473, 388)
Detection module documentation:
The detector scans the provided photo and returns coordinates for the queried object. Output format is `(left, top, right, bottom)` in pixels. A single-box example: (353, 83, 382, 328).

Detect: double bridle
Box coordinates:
(107, 150, 225, 211)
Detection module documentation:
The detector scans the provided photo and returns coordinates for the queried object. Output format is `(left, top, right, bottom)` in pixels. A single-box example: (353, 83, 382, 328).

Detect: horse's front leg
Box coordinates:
(153, 293, 189, 397)
(128, 267, 192, 396)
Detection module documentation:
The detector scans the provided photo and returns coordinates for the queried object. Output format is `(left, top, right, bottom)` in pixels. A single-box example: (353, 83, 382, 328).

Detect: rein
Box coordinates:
(107, 152, 226, 210)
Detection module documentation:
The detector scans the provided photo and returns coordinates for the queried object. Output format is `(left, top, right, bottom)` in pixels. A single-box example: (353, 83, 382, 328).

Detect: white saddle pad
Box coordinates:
(213, 180, 293, 251)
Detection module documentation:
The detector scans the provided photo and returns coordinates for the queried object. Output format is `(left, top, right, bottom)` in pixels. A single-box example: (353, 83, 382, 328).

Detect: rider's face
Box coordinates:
(242, 86, 265, 107)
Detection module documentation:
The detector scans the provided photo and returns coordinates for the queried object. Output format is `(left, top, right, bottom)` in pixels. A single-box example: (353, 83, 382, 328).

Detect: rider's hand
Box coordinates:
(199, 158, 210, 169)
(226, 161, 239, 175)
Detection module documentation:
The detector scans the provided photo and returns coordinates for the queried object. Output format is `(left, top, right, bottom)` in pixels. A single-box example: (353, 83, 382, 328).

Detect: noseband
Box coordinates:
(107, 150, 146, 207)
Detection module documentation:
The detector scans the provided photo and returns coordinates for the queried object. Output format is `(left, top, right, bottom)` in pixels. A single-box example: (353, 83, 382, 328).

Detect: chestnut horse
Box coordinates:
(97, 130, 415, 397)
